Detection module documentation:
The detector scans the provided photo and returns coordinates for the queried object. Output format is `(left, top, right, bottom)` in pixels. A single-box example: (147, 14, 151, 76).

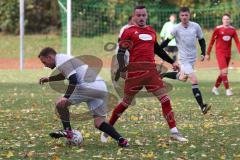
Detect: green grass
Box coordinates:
(1, 30, 240, 60)
(0, 68, 240, 159)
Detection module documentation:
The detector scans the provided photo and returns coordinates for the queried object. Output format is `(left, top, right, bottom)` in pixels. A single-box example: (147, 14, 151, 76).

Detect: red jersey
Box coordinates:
(207, 25, 240, 56)
(119, 25, 157, 63)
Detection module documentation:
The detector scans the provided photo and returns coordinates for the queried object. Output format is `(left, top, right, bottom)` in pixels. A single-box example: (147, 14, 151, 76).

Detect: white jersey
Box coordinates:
(118, 24, 131, 38)
(170, 21, 203, 64)
(55, 53, 102, 83)
(116, 24, 132, 64)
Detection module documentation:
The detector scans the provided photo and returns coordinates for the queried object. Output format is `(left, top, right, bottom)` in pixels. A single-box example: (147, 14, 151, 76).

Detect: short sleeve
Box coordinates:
(119, 28, 132, 49)
(196, 23, 204, 39)
(56, 54, 79, 79)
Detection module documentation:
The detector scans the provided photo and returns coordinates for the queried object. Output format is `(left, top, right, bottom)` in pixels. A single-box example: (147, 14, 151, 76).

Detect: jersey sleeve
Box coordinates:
(118, 25, 127, 38)
(196, 23, 204, 39)
(207, 27, 218, 55)
(119, 28, 132, 49)
(56, 55, 77, 79)
(233, 29, 240, 54)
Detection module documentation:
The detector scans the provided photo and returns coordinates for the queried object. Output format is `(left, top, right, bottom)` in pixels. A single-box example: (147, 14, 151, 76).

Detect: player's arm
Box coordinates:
(154, 42, 175, 64)
(198, 38, 206, 59)
(159, 34, 174, 48)
(196, 24, 207, 61)
(155, 42, 179, 71)
(39, 73, 65, 85)
(233, 29, 240, 54)
(115, 45, 128, 81)
(115, 29, 131, 81)
(206, 28, 218, 57)
(63, 73, 78, 98)
(49, 73, 65, 81)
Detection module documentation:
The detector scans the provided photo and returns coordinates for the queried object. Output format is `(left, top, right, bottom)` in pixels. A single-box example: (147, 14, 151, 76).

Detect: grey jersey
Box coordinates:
(170, 21, 203, 63)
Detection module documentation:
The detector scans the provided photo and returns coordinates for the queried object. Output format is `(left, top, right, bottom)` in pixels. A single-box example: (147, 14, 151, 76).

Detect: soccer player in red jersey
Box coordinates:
(101, 5, 188, 143)
(206, 13, 240, 96)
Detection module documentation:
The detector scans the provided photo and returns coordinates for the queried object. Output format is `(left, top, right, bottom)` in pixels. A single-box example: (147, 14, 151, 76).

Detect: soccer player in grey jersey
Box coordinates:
(160, 7, 211, 114)
(38, 47, 129, 147)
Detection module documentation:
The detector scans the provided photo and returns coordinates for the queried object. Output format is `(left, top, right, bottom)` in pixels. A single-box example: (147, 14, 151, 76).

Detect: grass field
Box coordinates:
(0, 68, 240, 159)
(1, 30, 240, 60)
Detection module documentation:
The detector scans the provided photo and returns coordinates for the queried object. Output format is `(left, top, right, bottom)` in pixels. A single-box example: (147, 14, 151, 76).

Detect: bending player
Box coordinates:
(206, 13, 240, 96)
(102, 5, 188, 143)
(38, 47, 129, 147)
(160, 7, 211, 114)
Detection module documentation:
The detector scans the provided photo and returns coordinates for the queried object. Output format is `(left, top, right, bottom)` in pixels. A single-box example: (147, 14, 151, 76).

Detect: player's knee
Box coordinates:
(178, 73, 188, 82)
(55, 102, 64, 110)
(122, 97, 132, 106)
(221, 69, 228, 75)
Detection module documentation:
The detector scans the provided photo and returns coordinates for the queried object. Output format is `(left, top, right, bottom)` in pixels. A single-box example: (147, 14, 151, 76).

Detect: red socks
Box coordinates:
(221, 75, 229, 89)
(109, 96, 177, 129)
(215, 74, 229, 89)
(214, 75, 222, 88)
(109, 102, 128, 126)
(160, 95, 176, 129)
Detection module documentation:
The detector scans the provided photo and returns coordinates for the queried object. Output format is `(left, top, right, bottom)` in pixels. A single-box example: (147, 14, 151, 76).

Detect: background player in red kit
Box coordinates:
(206, 13, 240, 96)
(101, 5, 188, 143)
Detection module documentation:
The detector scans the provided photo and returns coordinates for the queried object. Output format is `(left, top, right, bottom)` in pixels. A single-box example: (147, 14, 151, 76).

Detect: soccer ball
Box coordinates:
(66, 130, 83, 146)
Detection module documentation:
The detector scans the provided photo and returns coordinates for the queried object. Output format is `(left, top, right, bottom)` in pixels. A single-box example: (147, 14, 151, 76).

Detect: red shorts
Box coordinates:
(124, 63, 165, 96)
(216, 53, 231, 70)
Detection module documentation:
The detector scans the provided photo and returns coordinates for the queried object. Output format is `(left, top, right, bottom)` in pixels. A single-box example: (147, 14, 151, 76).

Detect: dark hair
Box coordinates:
(134, 5, 146, 10)
(179, 7, 190, 13)
(38, 47, 57, 58)
(223, 13, 231, 18)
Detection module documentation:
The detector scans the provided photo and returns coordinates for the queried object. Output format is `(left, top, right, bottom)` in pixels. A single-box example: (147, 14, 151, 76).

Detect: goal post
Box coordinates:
(19, 0, 24, 70)
(58, 0, 72, 56)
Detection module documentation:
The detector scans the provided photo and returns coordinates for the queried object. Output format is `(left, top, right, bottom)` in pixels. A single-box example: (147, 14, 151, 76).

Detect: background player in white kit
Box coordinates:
(160, 14, 178, 61)
(38, 47, 129, 147)
(160, 7, 211, 114)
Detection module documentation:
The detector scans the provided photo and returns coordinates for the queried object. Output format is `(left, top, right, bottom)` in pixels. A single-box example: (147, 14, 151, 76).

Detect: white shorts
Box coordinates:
(180, 62, 195, 75)
(68, 80, 108, 117)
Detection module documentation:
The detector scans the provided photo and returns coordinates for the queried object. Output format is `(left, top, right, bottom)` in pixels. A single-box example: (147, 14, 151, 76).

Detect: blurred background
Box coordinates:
(0, 0, 240, 70)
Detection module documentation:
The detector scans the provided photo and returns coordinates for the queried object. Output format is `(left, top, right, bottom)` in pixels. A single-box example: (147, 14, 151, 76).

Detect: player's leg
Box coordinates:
(161, 71, 188, 82)
(49, 98, 73, 139)
(109, 95, 134, 126)
(147, 70, 187, 142)
(188, 72, 211, 114)
(109, 71, 143, 126)
(212, 72, 222, 95)
(221, 57, 232, 96)
(212, 54, 228, 95)
(152, 88, 188, 142)
(92, 106, 129, 147)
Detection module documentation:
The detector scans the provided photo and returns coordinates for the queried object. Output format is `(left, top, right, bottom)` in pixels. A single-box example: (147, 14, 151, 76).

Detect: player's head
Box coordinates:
(169, 14, 177, 23)
(179, 7, 190, 24)
(133, 5, 148, 27)
(222, 13, 231, 26)
(38, 47, 57, 69)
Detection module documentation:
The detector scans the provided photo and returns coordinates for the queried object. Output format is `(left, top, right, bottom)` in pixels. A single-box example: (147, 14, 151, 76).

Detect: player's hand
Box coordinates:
(115, 67, 127, 81)
(205, 54, 210, 61)
(39, 77, 49, 85)
(172, 62, 180, 71)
